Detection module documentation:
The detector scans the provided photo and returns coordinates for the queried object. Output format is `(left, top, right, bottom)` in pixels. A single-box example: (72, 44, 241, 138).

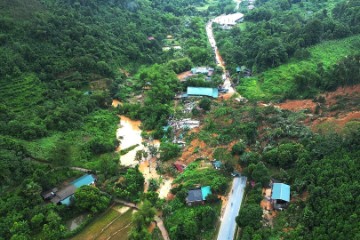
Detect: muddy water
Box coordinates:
(116, 116, 145, 166)
(139, 159, 174, 199)
(114, 102, 173, 198)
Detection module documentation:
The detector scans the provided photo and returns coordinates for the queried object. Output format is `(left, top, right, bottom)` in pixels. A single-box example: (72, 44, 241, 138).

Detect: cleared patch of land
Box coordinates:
(71, 206, 134, 240)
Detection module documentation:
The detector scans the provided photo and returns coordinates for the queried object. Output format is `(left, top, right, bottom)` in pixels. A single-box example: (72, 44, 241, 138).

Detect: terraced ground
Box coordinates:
(71, 206, 134, 240)
(0, 73, 45, 111)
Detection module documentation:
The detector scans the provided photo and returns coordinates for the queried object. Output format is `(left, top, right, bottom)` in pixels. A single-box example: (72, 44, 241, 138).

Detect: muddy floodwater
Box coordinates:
(116, 115, 145, 166)
(113, 100, 173, 199)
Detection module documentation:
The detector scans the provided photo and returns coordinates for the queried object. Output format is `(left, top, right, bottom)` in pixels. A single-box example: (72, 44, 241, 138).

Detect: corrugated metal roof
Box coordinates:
(71, 174, 96, 188)
(186, 189, 203, 202)
(187, 87, 218, 98)
(201, 186, 212, 201)
(271, 183, 290, 202)
(50, 185, 76, 204)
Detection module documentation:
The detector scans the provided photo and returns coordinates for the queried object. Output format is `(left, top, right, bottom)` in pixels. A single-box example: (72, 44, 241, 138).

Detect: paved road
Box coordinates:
(217, 176, 247, 240)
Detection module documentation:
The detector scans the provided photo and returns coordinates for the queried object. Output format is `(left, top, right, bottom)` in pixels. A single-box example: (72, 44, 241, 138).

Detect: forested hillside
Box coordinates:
(1, 0, 360, 240)
(0, 0, 210, 239)
(215, 0, 360, 100)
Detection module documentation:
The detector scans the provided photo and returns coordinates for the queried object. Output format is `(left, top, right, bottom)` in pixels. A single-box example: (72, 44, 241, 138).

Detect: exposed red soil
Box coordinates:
(166, 193, 175, 201)
(277, 84, 360, 113)
(260, 199, 272, 211)
(215, 49, 225, 67)
(275, 85, 360, 130)
(220, 93, 233, 100)
(177, 71, 192, 80)
(312, 111, 360, 131)
(323, 84, 360, 106)
(277, 99, 316, 112)
(178, 137, 214, 164)
(148, 222, 156, 233)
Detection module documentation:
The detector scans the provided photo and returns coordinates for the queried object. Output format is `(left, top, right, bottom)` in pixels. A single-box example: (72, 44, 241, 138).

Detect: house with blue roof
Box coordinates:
(212, 160, 222, 170)
(186, 186, 212, 206)
(271, 183, 290, 209)
(46, 174, 97, 206)
(184, 87, 219, 98)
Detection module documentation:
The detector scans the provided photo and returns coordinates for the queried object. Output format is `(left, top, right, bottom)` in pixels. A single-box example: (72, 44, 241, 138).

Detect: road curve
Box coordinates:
(217, 176, 247, 240)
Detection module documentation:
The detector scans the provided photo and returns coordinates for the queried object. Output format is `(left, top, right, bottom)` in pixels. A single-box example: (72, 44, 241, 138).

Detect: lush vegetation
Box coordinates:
(237, 36, 360, 100)
(195, 98, 360, 240)
(1, 0, 360, 239)
(215, 0, 360, 100)
(163, 161, 227, 240)
(0, 0, 214, 238)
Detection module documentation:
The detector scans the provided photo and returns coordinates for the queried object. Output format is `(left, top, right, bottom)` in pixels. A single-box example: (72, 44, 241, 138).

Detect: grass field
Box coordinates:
(71, 205, 134, 240)
(237, 34, 360, 101)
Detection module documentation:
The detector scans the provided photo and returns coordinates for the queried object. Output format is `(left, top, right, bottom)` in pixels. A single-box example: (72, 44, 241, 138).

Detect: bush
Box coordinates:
(231, 141, 246, 155)
(199, 98, 212, 111)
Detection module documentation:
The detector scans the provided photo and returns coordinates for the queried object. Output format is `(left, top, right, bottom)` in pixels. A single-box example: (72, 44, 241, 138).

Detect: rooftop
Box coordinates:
(213, 13, 244, 26)
(201, 186, 212, 200)
(271, 183, 290, 202)
(191, 67, 214, 74)
(50, 185, 76, 204)
(47, 174, 97, 205)
(71, 174, 96, 188)
(186, 189, 203, 203)
(187, 87, 219, 98)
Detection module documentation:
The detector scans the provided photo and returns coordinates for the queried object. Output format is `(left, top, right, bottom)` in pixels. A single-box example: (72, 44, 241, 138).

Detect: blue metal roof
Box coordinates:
(213, 161, 222, 169)
(201, 186, 212, 201)
(271, 183, 290, 202)
(60, 196, 72, 206)
(71, 174, 96, 188)
(187, 87, 218, 98)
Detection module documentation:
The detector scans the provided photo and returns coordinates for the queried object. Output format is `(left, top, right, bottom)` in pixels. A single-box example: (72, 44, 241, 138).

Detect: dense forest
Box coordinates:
(1, 0, 360, 239)
(198, 100, 360, 239)
(0, 0, 211, 239)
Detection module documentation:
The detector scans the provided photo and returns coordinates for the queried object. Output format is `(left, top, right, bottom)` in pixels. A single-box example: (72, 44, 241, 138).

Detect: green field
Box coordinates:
(22, 109, 119, 169)
(237, 34, 360, 100)
(0, 73, 44, 112)
(71, 206, 134, 240)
